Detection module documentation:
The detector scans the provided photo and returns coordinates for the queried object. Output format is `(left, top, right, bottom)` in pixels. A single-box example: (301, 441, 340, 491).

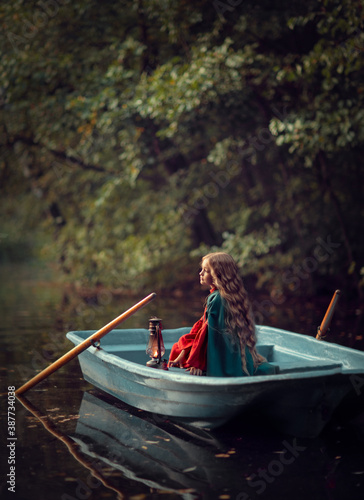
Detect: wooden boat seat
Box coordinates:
(270, 359, 342, 374)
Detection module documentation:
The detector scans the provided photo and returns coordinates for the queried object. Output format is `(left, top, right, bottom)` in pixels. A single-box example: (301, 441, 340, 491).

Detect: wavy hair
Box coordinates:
(202, 252, 265, 374)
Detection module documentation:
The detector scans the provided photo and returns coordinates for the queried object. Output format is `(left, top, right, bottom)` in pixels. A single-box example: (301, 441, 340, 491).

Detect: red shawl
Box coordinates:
(168, 315, 208, 371)
(168, 288, 216, 371)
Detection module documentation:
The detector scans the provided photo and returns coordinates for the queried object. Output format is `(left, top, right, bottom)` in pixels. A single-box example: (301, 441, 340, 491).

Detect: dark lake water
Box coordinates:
(1, 263, 363, 500)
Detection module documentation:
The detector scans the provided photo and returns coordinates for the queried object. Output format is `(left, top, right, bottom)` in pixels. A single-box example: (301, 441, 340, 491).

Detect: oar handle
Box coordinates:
(316, 289, 341, 340)
(16, 292, 156, 395)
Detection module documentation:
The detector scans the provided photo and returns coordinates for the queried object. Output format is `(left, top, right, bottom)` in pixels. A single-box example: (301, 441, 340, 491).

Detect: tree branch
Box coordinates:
(9, 134, 115, 175)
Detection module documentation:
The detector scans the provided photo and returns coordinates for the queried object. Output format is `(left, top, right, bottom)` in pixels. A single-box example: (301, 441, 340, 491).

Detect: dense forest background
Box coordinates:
(1, 0, 363, 309)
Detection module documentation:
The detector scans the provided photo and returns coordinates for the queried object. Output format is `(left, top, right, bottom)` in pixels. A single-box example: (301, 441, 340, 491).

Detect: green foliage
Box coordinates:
(1, 0, 363, 297)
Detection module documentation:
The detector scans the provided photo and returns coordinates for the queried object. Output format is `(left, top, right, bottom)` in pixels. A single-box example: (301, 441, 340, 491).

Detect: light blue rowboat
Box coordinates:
(66, 326, 364, 437)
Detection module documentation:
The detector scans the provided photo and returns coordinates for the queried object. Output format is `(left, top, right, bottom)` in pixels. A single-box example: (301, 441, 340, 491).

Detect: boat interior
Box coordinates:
(104, 343, 343, 374)
(256, 344, 342, 374)
(68, 329, 350, 376)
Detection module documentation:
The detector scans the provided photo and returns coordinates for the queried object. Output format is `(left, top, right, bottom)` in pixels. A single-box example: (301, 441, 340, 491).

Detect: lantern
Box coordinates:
(146, 317, 167, 369)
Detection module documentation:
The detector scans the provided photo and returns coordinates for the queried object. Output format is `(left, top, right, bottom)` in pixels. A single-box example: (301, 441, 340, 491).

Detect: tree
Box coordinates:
(1, 0, 363, 298)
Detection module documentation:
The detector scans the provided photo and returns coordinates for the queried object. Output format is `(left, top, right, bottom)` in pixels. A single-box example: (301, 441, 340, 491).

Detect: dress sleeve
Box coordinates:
(206, 291, 250, 377)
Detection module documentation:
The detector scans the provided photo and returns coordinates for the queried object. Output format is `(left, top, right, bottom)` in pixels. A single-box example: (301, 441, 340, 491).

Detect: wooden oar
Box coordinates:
(16, 292, 156, 395)
(316, 289, 341, 340)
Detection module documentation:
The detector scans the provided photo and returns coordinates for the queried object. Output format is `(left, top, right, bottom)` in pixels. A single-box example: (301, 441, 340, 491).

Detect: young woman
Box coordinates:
(168, 252, 276, 377)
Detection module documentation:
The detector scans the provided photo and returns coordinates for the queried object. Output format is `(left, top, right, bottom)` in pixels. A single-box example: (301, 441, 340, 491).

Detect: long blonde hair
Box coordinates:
(202, 252, 265, 374)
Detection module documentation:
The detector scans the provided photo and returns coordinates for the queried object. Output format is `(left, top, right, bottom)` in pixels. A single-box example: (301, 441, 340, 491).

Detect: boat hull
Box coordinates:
(66, 326, 364, 437)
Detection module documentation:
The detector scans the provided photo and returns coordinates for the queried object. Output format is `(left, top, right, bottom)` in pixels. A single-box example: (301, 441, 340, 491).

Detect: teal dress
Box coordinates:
(206, 290, 276, 377)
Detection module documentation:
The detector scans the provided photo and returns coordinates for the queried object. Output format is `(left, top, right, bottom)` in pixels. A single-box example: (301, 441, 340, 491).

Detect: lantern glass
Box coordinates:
(146, 318, 165, 360)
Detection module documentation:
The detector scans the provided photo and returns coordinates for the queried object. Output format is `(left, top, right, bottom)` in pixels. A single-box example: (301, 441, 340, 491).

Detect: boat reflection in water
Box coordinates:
(72, 391, 234, 497)
(70, 390, 364, 499)
(72, 389, 364, 500)
(18, 389, 364, 499)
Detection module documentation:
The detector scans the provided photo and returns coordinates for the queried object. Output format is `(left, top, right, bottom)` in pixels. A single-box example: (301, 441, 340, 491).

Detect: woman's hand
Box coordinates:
(186, 367, 203, 376)
(167, 350, 186, 368)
